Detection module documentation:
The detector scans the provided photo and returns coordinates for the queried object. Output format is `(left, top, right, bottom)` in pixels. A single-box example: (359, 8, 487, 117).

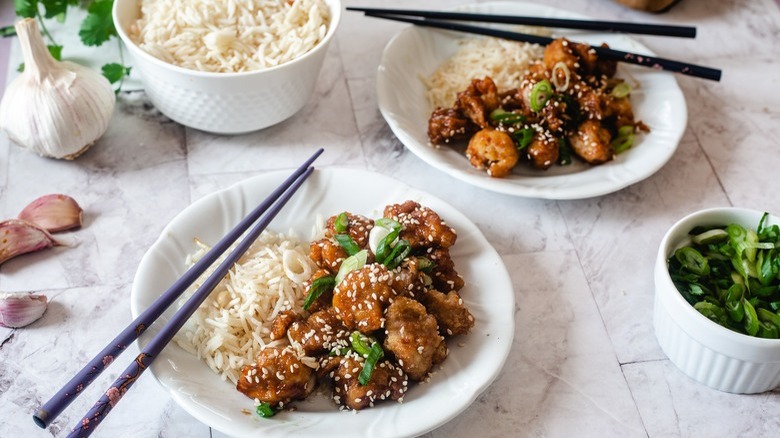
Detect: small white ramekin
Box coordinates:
(113, 0, 341, 135)
(654, 207, 780, 394)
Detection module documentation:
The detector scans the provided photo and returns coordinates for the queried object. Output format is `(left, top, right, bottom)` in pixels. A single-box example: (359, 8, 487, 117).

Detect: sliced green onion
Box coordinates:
(691, 229, 729, 245)
(611, 82, 631, 98)
(512, 127, 534, 151)
(335, 250, 368, 284)
(375, 218, 401, 231)
(675, 247, 710, 276)
(558, 137, 573, 166)
(375, 228, 402, 262)
(743, 298, 760, 336)
(335, 233, 361, 256)
(529, 79, 553, 112)
(489, 108, 525, 125)
(350, 331, 372, 356)
(612, 125, 635, 154)
(757, 307, 780, 329)
(358, 342, 385, 385)
(303, 275, 335, 310)
(694, 301, 727, 325)
(416, 257, 437, 273)
(334, 212, 349, 233)
(256, 402, 276, 418)
(383, 239, 411, 270)
(757, 320, 779, 339)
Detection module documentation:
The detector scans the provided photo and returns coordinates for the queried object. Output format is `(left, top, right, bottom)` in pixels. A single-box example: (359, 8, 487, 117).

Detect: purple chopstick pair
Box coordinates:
(33, 148, 323, 437)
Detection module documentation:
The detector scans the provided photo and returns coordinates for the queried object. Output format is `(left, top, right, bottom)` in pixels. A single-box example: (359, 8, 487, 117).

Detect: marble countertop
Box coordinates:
(2, 0, 779, 437)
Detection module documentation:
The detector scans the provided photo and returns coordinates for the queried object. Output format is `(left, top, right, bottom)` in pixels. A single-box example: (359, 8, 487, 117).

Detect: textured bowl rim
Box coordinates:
(112, 0, 342, 78)
(657, 207, 780, 356)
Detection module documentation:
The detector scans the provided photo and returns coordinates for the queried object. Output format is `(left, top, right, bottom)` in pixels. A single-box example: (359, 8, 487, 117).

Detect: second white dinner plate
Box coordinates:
(376, 1, 687, 199)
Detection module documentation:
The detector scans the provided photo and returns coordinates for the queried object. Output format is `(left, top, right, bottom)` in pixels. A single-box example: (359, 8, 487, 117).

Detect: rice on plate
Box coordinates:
(129, 0, 330, 73)
(175, 229, 318, 385)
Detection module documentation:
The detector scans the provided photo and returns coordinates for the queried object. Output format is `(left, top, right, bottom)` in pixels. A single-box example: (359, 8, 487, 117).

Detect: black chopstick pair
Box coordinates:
(34, 149, 324, 437)
(348, 7, 721, 82)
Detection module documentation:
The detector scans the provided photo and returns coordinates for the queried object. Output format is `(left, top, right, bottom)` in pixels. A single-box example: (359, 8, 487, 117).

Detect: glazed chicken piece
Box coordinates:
(324, 212, 374, 248)
(526, 132, 559, 170)
(568, 119, 614, 164)
(455, 77, 501, 128)
(236, 346, 316, 406)
(288, 307, 350, 356)
(324, 356, 409, 410)
(570, 42, 617, 78)
(604, 95, 635, 128)
(465, 128, 519, 178)
(577, 85, 606, 122)
(422, 290, 475, 337)
(269, 310, 300, 341)
(383, 297, 447, 381)
(310, 238, 348, 273)
(423, 247, 464, 293)
(542, 38, 579, 72)
(389, 257, 427, 299)
(384, 201, 457, 249)
(428, 107, 477, 145)
(332, 263, 396, 333)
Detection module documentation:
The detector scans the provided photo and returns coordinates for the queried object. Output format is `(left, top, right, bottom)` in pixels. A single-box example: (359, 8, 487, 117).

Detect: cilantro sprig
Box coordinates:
(7, 0, 131, 92)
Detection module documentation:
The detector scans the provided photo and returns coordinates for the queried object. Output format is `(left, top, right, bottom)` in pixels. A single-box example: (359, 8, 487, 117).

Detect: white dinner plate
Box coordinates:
(130, 167, 515, 437)
(376, 1, 687, 199)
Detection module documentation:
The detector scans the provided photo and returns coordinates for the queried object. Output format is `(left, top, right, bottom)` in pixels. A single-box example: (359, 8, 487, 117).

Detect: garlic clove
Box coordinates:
(0, 293, 48, 328)
(0, 19, 115, 160)
(0, 219, 62, 266)
(18, 194, 83, 233)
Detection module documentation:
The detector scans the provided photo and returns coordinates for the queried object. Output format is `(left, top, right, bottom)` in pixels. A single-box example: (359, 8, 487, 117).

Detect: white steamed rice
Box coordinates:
(175, 229, 316, 385)
(424, 35, 546, 110)
(129, 0, 330, 73)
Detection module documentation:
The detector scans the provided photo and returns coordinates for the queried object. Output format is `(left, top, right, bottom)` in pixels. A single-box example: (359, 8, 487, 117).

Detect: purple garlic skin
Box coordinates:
(18, 194, 83, 233)
(0, 293, 48, 328)
(0, 219, 61, 266)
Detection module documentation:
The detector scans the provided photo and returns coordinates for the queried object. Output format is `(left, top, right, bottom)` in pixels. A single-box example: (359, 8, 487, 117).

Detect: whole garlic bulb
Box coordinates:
(0, 18, 115, 159)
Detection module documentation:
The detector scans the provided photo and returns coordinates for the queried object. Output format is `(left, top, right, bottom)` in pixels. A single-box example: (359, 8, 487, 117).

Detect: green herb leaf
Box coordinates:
(79, 0, 116, 47)
(17, 63, 25, 72)
(14, 0, 38, 18)
(41, 0, 68, 19)
(0, 26, 17, 38)
(101, 62, 131, 84)
(302, 275, 335, 311)
(47, 44, 62, 60)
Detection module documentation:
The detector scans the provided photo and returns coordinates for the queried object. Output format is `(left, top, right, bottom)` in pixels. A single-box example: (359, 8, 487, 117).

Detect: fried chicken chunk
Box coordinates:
(383, 297, 446, 381)
(422, 290, 475, 336)
(568, 119, 613, 164)
(384, 201, 457, 249)
(386, 258, 426, 300)
(332, 263, 396, 333)
(288, 307, 350, 356)
(466, 128, 519, 178)
(455, 77, 501, 128)
(236, 347, 316, 406)
(422, 247, 464, 293)
(269, 310, 300, 341)
(310, 238, 348, 273)
(428, 107, 476, 145)
(325, 212, 374, 248)
(325, 356, 409, 410)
